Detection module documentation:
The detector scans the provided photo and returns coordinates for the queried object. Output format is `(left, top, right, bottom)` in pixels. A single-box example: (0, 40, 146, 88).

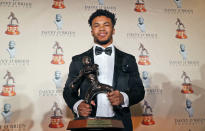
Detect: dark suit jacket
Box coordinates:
(63, 47, 145, 131)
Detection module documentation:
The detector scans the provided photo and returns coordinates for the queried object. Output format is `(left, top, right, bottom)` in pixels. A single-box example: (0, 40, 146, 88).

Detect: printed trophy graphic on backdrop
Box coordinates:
(54, 14, 63, 30)
(138, 43, 151, 65)
(7, 41, 16, 58)
(134, 0, 146, 12)
(51, 41, 65, 65)
(137, 16, 146, 32)
(142, 100, 155, 125)
(5, 12, 20, 35)
(52, 0, 65, 9)
(1, 70, 16, 96)
(174, 0, 182, 8)
(67, 56, 124, 130)
(179, 44, 187, 60)
(142, 71, 150, 88)
(98, 0, 104, 5)
(181, 71, 193, 94)
(185, 99, 193, 117)
(1, 104, 13, 123)
(49, 102, 64, 128)
(176, 18, 187, 39)
(53, 71, 62, 89)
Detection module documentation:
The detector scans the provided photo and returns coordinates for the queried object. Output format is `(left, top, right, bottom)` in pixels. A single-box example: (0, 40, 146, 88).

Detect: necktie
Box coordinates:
(95, 46, 112, 56)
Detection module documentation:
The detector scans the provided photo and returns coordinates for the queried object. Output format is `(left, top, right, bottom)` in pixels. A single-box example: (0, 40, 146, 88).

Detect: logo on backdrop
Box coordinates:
(142, 71, 150, 88)
(0, 0, 32, 8)
(1, 70, 16, 96)
(1, 104, 13, 123)
(98, 0, 104, 5)
(51, 41, 65, 65)
(179, 43, 187, 60)
(53, 71, 62, 89)
(138, 43, 151, 65)
(185, 99, 194, 118)
(142, 100, 155, 125)
(176, 18, 187, 39)
(181, 71, 193, 94)
(54, 14, 63, 30)
(137, 16, 146, 32)
(134, 0, 147, 12)
(84, 0, 116, 11)
(5, 12, 20, 35)
(52, 0, 66, 9)
(173, 0, 182, 8)
(49, 102, 64, 128)
(7, 41, 16, 58)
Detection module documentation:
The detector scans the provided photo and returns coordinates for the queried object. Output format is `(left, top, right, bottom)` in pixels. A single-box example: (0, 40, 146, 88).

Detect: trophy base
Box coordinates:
(134, 4, 146, 12)
(52, 0, 65, 9)
(49, 116, 64, 128)
(176, 29, 187, 39)
(181, 83, 194, 94)
(138, 55, 151, 65)
(51, 54, 65, 64)
(1, 85, 16, 96)
(5, 25, 20, 35)
(142, 114, 155, 125)
(67, 117, 124, 130)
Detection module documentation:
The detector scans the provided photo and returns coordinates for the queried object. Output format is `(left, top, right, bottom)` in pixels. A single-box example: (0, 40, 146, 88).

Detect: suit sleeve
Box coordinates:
(63, 58, 82, 111)
(127, 56, 145, 107)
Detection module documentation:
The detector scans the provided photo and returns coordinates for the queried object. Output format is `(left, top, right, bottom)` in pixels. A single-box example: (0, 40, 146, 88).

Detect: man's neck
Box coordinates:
(95, 41, 113, 48)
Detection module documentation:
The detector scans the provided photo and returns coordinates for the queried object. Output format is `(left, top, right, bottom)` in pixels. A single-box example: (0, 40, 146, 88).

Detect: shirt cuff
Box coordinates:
(73, 99, 84, 117)
(120, 92, 129, 107)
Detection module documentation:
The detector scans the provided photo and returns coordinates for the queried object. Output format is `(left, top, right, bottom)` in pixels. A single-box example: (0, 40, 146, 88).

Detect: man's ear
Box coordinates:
(112, 28, 115, 35)
(91, 30, 94, 36)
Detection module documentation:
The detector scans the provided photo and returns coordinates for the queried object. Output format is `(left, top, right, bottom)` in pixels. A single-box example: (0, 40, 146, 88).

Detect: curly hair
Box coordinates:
(88, 9, 117, 27)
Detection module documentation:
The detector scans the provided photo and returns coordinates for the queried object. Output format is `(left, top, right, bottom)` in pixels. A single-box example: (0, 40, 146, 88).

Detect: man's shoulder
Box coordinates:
(72, 48, 93, 61)
(115, 47, 135, 59)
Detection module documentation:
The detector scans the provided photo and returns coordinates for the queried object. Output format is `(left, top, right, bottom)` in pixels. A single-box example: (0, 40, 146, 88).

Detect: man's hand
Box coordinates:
(107, 90, 124, 106)
(77, 101, 95, 117)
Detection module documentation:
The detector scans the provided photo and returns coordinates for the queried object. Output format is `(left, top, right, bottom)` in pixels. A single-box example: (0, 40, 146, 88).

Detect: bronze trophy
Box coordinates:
(67, 56, 124, 130)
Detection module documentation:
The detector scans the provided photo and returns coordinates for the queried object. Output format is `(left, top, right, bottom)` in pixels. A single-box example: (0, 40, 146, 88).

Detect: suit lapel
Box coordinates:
(113, 47, 123, 89)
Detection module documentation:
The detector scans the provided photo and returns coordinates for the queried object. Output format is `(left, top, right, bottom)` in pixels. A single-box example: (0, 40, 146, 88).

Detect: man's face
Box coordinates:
(91, 16, 115, 46)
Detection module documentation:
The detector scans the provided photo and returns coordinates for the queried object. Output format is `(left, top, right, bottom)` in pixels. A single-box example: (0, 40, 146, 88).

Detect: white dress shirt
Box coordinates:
(73, 43, 129, 117)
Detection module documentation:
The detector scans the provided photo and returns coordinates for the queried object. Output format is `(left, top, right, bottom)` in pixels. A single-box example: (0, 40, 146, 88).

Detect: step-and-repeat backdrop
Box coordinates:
(0, 0, 205, 131)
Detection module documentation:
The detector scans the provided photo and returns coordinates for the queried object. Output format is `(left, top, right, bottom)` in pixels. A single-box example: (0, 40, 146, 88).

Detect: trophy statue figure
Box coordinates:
(67, 56, 124, 130)
(5, 12, 20, 35)
(52, 0, 66, 9)
(138, 43, 150, 65)
(1, 70, 16, 96)
(51, 41, 65, 65)
(134, 0, 146, 12)
(176, 18, 187, 39)
(49, 102, 64, 128)
(142, 100, 155, 125)
(181, 71, 193, 94)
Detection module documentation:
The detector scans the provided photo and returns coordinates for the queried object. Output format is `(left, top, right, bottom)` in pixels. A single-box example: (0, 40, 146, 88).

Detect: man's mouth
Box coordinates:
(98, 32, 107, 37)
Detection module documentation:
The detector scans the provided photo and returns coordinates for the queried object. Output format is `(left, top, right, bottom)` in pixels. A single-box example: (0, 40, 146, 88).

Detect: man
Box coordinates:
(63, 9, 145, 131)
